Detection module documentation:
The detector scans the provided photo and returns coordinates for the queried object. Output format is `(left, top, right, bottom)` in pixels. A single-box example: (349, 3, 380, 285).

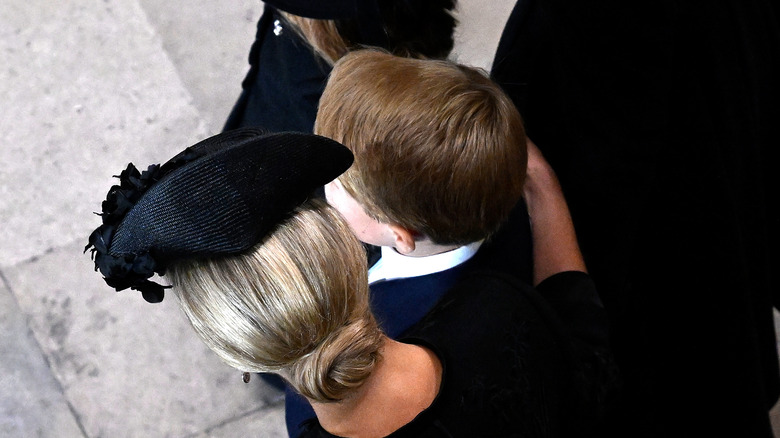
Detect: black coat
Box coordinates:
(300, 271, 615, 437)
(491, 1, 780, 436)
(223, 2, 456, 134)
(223, 7, 330, 133)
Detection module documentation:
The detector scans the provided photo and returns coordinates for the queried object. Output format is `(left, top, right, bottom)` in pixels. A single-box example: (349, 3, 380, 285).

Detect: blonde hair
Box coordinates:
(167, 200, 382, 402)
(315, 50, 527, 245)
(280, 12, 349, 65)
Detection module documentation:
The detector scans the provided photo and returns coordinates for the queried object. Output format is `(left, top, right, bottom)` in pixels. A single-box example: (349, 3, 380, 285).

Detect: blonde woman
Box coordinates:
(87, 128, 614, 437)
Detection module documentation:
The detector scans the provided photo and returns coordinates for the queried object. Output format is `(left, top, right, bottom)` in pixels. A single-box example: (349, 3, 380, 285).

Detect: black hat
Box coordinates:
(263, 0, 389, 49)
(85, 128, 353, 303)
(261, 0, 361, 19)
(263, 0, 456, 60)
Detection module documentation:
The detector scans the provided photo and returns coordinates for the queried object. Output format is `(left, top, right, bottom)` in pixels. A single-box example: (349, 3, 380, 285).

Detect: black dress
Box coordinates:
(300, 271, 617, 437)
(491, 1, 780, 436)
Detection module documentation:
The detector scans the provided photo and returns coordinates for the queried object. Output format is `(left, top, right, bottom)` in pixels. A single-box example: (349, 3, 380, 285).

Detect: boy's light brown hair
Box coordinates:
(315, 50, 527, 245)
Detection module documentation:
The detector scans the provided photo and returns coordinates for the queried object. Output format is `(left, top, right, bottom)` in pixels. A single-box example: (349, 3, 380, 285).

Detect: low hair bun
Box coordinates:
(291, 317, 383, 402)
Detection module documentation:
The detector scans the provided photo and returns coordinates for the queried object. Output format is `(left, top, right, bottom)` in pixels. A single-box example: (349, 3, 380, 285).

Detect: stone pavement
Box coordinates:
(0, 1, 289, 436)
(2, 1, 780, 437)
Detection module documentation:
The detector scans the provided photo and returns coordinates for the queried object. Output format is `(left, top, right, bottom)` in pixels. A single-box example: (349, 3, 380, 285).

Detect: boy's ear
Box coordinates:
(389, 225, 417, 255)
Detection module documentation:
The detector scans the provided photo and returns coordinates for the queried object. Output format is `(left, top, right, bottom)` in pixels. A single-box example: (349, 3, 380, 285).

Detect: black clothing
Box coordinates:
(224, 7, 330, 133)
(492, 1, 780, 436)
(285, 259, 473, 437)
(300, 271, 615, 437)
(223, 2, 456, 134)
(285, 202, 536, 437)
(370, 201, 535, 339)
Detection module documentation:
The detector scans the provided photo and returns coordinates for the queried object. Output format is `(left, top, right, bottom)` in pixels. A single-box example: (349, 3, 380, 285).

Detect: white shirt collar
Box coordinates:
(368, 240, 483, 284)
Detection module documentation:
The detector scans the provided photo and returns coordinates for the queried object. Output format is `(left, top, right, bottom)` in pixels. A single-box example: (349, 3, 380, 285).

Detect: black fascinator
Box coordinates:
(85, 128, 353, 303)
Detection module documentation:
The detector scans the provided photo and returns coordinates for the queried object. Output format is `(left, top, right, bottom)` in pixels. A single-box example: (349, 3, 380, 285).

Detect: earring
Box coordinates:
(242, 372, 251, 383)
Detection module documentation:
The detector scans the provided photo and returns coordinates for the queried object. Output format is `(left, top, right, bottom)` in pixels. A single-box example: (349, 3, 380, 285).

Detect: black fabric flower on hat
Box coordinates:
(86, 160, 197, 303)
(85, 128, 353, 303)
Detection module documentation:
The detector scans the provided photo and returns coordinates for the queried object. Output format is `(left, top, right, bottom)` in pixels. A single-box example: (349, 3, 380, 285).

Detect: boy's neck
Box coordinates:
(394, 239, 460, 258)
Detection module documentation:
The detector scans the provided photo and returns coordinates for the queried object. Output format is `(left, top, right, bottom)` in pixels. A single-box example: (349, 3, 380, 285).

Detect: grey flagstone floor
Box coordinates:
(0, 1, 288, 436)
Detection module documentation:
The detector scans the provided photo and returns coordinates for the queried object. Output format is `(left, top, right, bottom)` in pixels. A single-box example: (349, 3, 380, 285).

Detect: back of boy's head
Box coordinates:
(315, 50, 527, 245)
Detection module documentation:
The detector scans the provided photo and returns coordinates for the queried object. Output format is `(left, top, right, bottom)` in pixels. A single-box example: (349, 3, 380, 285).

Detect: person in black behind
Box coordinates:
(491, 1, 780, 436)
(223, 0, 456, 133)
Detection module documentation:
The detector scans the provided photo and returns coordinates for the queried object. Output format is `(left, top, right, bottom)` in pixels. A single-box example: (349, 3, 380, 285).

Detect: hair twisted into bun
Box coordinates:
(290, 317, 383, 402)
(169, 200, 383, 402)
